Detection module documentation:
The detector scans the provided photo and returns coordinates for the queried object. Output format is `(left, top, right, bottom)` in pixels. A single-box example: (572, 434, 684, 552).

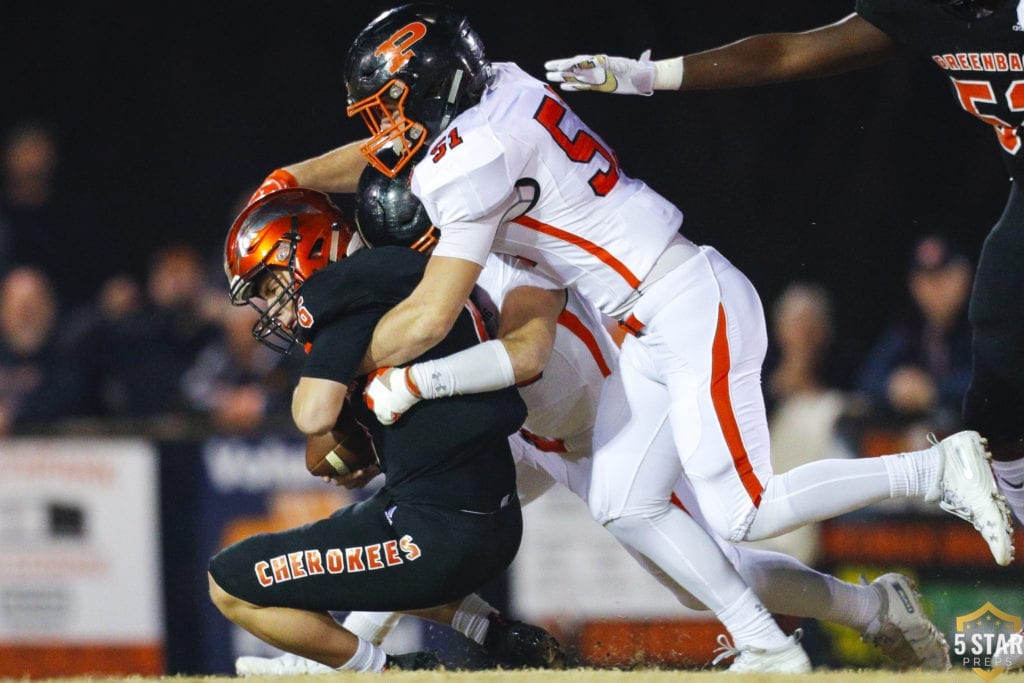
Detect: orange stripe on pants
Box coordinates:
(710, 303, 763, 506)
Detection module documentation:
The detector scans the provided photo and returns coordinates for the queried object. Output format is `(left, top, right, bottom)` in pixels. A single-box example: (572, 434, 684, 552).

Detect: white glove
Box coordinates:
(363, 366, 422, 426)
(544, 50, 655, 95)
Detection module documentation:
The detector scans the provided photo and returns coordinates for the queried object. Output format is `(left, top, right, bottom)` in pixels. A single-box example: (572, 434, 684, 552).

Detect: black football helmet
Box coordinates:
(355, 165, 438, 252)
(344, 3, 492, 178)
(927, 0, 1007, 19)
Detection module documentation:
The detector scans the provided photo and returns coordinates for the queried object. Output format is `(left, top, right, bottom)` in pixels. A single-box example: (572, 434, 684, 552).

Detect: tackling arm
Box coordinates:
(249, 140, 371, 204)
(282, 139, 370, 193)
(364, 285, 567, 425)
(494, 285, 565, 383)
(360, 255, 484, 371)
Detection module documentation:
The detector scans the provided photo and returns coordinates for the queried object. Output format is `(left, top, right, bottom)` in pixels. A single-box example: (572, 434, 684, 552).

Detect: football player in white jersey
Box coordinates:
(352, 170, 952, 672)
(244, 170, 955, 674)
(237, 171, 950, 673)
(245, 2, 1011, 671)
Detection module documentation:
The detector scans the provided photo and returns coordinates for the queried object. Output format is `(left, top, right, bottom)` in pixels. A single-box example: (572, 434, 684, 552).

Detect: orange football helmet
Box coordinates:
(224, 187, 355, 352)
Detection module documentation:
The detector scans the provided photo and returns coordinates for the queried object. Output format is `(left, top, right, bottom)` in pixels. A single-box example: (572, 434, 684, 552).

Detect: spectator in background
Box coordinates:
(0, 266, 84, 433)
(856, 235, 974, 444)
(0, 122, 99, 308)
(749, 282, 853, 566)
(181, 303, 302, 433)
(64, 273, 145, 417)
(98, 244, 219, 418)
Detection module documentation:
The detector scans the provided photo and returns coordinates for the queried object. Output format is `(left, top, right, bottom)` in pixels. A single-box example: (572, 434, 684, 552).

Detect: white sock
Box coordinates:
(992, 458, 1024, 524)
(881, 448, 941, 498)
(717, 588, 790, 649)
(820, 576, 882, 633)
(746, 458, 893, 540)
(451, 593, 495, 645)
(338, 637, 388, 672)
(341, 612, 401, 647)
(733, 546, 880, 633)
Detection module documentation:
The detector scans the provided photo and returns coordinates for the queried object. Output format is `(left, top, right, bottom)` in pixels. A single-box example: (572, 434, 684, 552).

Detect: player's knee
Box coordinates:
(601, 507, 665, 539)
(208, 571, 246, 621)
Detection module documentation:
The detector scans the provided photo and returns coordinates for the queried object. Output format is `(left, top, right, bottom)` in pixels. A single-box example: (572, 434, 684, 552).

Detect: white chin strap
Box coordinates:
(439, 69, 465, 130)
(329, 227, 342, 263)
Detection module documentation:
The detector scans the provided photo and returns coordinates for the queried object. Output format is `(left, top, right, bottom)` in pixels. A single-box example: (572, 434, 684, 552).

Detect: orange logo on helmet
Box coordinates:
(374, 21, 427, 74)
(297, 296, 314, 329)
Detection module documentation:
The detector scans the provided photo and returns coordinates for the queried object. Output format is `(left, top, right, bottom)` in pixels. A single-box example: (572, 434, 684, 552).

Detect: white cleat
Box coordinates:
(235, 652, 334, 677)
(993, 629, 1024, 670)
(861, 573, 950, 670)
(712, 630, 811, 673)
(926, 430, 1015, 566)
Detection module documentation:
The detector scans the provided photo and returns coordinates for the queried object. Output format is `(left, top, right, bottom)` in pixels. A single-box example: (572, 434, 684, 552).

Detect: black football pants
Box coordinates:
(209, 488, 522, 612)
(963, 180, 1024, 454)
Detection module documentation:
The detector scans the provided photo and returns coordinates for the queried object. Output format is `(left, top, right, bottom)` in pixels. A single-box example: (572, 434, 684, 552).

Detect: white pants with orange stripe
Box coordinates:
(590, 246, 773, 542)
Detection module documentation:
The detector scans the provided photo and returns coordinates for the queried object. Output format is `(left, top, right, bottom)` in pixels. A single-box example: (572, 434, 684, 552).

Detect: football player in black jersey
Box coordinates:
(207, 187, 559, 672)
(545, 0, 1024, 530)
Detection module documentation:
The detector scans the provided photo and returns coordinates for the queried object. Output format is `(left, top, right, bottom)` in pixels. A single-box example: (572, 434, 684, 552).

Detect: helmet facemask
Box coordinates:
(248, 267, 303, 354)
(229, 216, 305, 354)
(347, 79, 428, 178)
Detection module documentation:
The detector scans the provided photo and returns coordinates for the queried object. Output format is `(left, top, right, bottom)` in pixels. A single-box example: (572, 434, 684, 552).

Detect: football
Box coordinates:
(305, 408, 378, 477)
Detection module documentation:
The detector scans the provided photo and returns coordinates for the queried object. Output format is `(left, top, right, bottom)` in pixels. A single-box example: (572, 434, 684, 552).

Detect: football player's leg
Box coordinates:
(964, 193, 1024, 522)
(589, 339, 797, 654)
(210, 572, 363, 668)
(208, 499, 402, 671)
(659, 250, 948, 542)
(668, 473, 948, 669)
(341, 611, 402, 646)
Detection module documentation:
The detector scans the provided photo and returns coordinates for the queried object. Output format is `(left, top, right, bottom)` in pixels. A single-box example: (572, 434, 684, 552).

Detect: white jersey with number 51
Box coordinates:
(412, 62, 684, 317)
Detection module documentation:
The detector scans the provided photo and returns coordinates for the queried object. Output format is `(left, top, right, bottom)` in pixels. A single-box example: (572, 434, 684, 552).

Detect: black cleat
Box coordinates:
(482, 612, 566, 669)
(384, 650, 442, 670)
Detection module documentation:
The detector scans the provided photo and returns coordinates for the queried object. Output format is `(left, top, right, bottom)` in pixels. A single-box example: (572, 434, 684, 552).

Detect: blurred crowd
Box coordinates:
(0, 120, 976, 478)
(0, 121, 303, 436)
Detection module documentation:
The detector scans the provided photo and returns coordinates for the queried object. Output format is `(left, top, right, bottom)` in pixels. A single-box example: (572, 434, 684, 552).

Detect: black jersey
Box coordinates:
(856, 0, 1024, 179)
(296, 246, 526, 512)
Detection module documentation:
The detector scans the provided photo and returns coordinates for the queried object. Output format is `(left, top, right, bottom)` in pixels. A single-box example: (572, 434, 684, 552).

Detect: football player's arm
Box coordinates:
(493, 285, 564, 382)
(361, 255, 484, 370)
(364, 285, 565, 424)
(292, 377, 349, 435)
(544, 14, 898, 94)
(412, 283, 564, 389)
(679, 14, 898, 89)
(249, 139, 370, 203)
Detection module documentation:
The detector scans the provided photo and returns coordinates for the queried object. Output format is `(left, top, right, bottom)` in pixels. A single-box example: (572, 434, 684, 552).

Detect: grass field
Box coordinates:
(3, 669, 1006, 683)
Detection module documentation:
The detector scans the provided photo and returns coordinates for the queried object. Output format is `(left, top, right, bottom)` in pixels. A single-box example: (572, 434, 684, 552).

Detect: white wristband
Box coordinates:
(653, 57, 684, 91)
(409, 340, 517, 399)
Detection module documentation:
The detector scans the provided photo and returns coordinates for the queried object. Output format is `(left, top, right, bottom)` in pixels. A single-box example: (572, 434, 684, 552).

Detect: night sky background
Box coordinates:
(4, 0, 1010, 368)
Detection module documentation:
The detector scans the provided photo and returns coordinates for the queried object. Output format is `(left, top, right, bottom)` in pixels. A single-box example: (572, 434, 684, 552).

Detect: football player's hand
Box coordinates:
(364, 366, 422, 426)
(322, 464, 381, 489)
(544, 50, 654, 95)
(248, 168, 298, 205)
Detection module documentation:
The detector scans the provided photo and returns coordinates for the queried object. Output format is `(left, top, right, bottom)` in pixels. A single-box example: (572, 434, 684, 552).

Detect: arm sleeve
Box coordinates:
(408, 338, 517, 399)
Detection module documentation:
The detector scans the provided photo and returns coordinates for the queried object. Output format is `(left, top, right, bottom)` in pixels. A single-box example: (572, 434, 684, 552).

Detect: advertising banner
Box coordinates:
(0, 438, 163, 676)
